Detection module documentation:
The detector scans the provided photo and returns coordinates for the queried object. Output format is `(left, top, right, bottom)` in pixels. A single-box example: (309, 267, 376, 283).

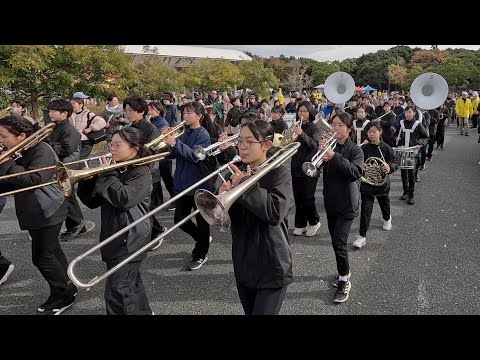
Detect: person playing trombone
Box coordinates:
(218, 120, 294, 315)
(0, 115, 76, 315)
(77, 127, 155, 315)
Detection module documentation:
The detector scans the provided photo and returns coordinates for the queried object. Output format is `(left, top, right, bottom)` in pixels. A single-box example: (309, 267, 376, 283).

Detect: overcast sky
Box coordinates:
(192, 45, 480, 62)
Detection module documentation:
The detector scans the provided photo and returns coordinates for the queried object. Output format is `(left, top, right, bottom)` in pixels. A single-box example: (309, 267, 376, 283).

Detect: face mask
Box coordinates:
(11, 107, 22, 115)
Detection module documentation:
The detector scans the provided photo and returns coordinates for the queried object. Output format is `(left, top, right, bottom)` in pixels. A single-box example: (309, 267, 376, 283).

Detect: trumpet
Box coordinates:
(302, 132, 337, 177)
(67, 155, 242, 289)
(146, 121, 185, 152)
(194, 133, 239, 160)
(194, 141, 301, 232)
(0, 123, 55, 163)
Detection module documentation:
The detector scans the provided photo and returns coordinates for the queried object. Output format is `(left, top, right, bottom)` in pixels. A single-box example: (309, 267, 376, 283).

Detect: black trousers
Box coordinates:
(402, 156, 419, 195)
(436, 126, 445, 147)
(419, 146, 427, 167)
(158, 162, 175, 203)
(104, 260, 152, 315)
(236, 282, 287, 315)
(150, 182, 164, 238)
(65, 193, 84, 230)
(472, 114, 478, 128)
(326, 213, 353, 277)
(174, 195, 210, 259)
(426, 136, 436, 158)
(292, 176, 320, 228)
(29, 223, 70, 298)
(80, 140, 93, 160)
(359, 193, 390, 237)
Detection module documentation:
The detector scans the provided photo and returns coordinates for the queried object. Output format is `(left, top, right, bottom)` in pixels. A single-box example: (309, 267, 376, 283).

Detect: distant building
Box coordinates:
(123, 45, 252, 69)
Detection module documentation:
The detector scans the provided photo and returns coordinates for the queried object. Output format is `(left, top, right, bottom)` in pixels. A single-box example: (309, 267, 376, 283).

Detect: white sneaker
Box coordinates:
(382, 215, 392, 231)
(150, 227, 168, 251)
(305, 222, 321, 237)
(293, 227, 307, 236)
(352, 235, 366, 249)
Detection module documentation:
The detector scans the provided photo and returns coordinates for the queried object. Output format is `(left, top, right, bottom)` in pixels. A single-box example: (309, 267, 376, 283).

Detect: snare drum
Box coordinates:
(393, 146, 418, 169)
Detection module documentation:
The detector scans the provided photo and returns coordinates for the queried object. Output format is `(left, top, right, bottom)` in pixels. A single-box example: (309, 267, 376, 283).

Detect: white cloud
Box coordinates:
(192, 45, 480, 62)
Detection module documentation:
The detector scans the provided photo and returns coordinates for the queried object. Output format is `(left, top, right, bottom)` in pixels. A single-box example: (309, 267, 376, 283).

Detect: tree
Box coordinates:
(264, 57, 288, 86)
(338, 58, 358, 77)
(409, 50, 448, 69)
(284, 60, 313, 92)
(0, 45, 135, 119)
(184, 59, 244, 95)
(435, 56, 472, 87)
(387, 64, 408, 90)
(355, 50, 396, 89)
(237, 59, 279, 99)
(130, 55, 184, 99)
(311, 61, 340, 85)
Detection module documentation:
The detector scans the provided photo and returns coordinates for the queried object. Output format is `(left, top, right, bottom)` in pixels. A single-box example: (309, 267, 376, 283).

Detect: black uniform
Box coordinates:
(0, 141, 72, 302)
(228, 164, 294, 315)
(322, 138, 363, 277)
(290, 122, 322, 229)
(77, 165, 153, 315)
(359, 142, 397, 237)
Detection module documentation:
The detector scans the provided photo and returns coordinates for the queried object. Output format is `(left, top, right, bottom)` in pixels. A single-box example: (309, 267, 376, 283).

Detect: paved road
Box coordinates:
(1, 126, 479, 315)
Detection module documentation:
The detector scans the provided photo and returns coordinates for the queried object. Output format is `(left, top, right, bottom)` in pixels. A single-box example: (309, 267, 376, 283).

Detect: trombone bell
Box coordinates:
(195, 190, 231, 232)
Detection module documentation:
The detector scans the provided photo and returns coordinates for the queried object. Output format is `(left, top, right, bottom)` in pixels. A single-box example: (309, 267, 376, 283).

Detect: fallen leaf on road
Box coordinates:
(425, 219, 429, 222)
(357, 302, 362, 305)
(295, 253, 301, 255)
(454, 224, 457, 227)
(444, 244, 447, 247)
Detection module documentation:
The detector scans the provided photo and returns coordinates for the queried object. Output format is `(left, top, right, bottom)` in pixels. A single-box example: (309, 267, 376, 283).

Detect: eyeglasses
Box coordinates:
(237, 139, 265, 148)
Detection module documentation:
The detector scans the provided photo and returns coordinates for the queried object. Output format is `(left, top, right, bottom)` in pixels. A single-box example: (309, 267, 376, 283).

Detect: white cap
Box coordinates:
(462, 91, 468, 96)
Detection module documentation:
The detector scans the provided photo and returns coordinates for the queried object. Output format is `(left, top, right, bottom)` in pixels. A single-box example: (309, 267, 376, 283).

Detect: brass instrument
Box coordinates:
(194, 141, 301, 232)
(145, 121, 185, 152)
(56, 152, 170, 197)
(360, 156, 388, 186)
(0, 123, 55, 163)
(67, 155, 241, 289)
(0, 106, 12, 118)
(274, 118, 302, 148)
(194, 133, 239, 160)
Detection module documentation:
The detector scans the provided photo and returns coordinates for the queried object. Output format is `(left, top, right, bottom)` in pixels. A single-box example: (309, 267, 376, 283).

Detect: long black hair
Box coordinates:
(184, 101, 219, 140)
(296, 101, 316, 122)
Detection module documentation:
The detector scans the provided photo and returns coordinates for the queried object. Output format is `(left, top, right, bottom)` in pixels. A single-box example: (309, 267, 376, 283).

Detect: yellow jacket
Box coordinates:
(277, 93, 285, 105)
(472, 96, 480, 115)
(456, 98, 472, 118)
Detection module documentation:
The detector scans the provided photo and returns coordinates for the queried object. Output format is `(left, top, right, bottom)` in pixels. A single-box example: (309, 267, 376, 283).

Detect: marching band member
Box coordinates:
(0, 115, 76, 315)
(270, 106, 288, 134)
(353, 122, 397, 249)
(291, 101, 322, 237)
(320, 112, 364, 303)
(0, 198, 14, 286)
(352, 106, 370, 146)
(162, 101, 213, 271)
(77, 127, 154, 315)
(219, 120, 294, 315)
(394, 106, 429, 205)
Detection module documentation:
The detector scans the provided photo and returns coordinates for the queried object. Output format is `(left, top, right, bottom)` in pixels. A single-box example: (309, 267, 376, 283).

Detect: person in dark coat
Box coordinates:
(218, 120, 294, 315)
(270, 106, 288, 135)
(290, 101, 322, 237)
(353, 122, 397, 249)
(48, 99, 95, 242)
(0, 115, 76, 315)
(77, 127, 154, 315)
(320, 112, 364, 304)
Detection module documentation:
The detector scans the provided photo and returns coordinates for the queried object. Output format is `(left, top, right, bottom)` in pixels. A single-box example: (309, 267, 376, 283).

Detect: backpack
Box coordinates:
(86, 111, 107, 144)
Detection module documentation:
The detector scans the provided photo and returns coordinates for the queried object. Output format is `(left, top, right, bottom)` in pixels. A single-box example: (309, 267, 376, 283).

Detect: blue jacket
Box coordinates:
(170, 127, 214, 195)
(150, 116, 169, 130)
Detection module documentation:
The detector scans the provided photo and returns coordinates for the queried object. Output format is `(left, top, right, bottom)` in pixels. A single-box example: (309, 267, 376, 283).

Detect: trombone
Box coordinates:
(67, 155, 241, 289)
(193, 133, 239, 160)
(0, 123, 55, 163)
(0, 106, 12, 118)
(302, 132, 337, 177)
(146, 121, 185, 152)
(194, 141, 301, 232)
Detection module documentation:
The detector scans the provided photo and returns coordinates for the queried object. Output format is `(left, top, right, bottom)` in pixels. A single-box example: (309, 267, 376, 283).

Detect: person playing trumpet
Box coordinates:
(353, 122, 398, 249)
(319, 112, 364, 303)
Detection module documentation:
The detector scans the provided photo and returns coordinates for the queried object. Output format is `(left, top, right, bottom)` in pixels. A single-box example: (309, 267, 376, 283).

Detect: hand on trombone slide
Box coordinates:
(219, 163, 252, 192)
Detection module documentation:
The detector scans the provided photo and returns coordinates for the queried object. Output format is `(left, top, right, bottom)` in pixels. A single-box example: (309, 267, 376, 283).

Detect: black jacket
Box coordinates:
(131, 118, 161, 183)
(49, 120, 81, 163)
(291, 122, 322, 178)
(322, 138, 364, 218)
(77, 165, 153, 262)
(270, 119, 288, 134)
(394, 119, 429, 148)
(0, 141, 67, 230)
(228, 164, 294, 288)
(379, 112, 396, 147)
(360, 142, 398, 196)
